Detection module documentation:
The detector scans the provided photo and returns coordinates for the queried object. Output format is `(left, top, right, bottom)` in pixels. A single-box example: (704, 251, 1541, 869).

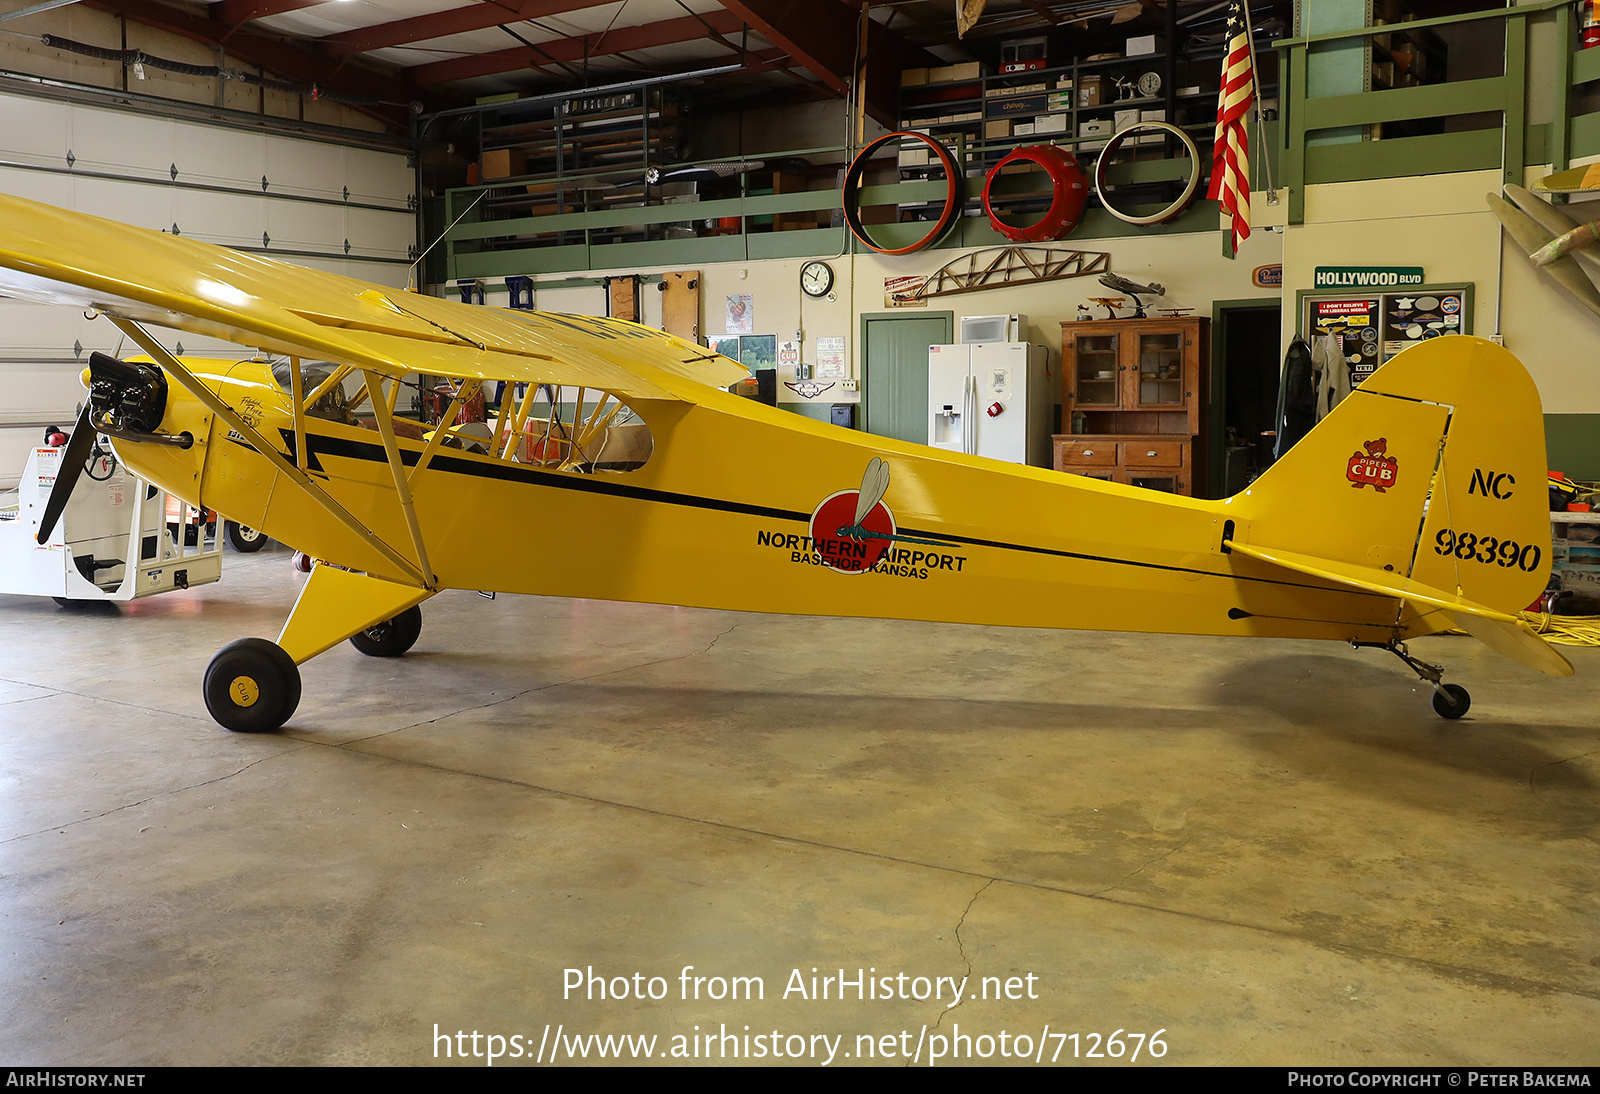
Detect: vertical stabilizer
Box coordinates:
(1235, 336, 1550, 621)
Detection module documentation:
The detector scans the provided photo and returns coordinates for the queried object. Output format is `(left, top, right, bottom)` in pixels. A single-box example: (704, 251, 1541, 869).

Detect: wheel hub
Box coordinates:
(230, 676, 259, 707)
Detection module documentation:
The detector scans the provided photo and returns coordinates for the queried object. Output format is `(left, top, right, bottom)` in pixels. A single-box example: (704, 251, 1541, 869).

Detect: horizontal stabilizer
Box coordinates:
(1228, 540, 1574, 677)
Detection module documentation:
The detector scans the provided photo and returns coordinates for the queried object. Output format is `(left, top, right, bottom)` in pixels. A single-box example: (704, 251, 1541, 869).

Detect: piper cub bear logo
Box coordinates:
(1346, 437, 1398, 493)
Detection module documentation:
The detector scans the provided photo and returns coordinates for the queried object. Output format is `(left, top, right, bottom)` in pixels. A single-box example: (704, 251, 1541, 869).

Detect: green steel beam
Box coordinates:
(1573, 112, 1600, 160)
(1304, 129, 1502, 184)
(747, 228, 850, 261)
(1574, 41, 1600, 84)
(1302, 77, 1506, 130)
(444, 180, 948, 242)
(1273, 0, 1561, 49)
(1284, 44, 1307, 224)
(1554, 4, 1575, 177)
(1504, 15, 1527, 188)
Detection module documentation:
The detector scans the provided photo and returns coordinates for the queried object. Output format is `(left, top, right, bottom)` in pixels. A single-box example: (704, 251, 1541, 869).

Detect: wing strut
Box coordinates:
(109, 318, 432, 589)
(361, 368, 435, 587)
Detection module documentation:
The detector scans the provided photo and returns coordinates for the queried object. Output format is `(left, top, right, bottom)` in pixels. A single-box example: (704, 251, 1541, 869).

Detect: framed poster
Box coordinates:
(738, 334, 777, 369)
(815, 336, 847, 379)
(1297, 283, 1472, 385)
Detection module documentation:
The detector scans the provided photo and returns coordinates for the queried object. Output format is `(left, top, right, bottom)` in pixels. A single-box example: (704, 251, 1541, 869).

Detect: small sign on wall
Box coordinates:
(884, 276, 926, 307)
(815, 336, 847, 379)
(1314, 266, 1425, 289)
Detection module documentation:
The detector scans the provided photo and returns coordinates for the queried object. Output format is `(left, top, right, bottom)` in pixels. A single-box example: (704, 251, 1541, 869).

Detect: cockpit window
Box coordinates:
(270, 359, 358, 425)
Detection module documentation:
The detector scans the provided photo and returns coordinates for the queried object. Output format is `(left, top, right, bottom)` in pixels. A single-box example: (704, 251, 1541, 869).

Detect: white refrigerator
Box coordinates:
(928, 341, 1053, 466)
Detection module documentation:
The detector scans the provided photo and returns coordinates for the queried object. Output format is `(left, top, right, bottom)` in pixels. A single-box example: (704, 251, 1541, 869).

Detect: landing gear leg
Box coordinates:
(1353, 639, 1471, 719)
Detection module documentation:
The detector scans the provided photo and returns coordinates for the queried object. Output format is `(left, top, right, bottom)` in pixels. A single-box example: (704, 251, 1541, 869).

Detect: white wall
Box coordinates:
(1282, 166, 1600, 415)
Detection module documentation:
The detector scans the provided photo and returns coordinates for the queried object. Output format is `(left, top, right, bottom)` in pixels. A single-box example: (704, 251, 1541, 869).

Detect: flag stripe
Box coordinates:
(1206, 0, 1254, 251)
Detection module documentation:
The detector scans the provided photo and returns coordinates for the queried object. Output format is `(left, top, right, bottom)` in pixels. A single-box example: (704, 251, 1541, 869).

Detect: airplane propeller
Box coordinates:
(34, 402, 96, 544)
(36, 351, 177, 544)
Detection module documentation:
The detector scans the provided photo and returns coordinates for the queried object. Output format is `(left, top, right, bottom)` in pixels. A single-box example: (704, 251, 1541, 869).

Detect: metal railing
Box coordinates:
(1274, 0, 1592, 223)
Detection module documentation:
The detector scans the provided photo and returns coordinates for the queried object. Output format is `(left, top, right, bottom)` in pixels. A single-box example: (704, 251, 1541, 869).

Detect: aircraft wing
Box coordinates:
(1228, 540, 1574, 677)
(1533, 163, 1600, 194)
(1486, 186, 1600, 318)
(0, 193, 746, 400)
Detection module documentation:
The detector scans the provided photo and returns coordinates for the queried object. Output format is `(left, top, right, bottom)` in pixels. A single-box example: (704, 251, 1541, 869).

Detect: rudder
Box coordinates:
(1237, 336, 1549, 620)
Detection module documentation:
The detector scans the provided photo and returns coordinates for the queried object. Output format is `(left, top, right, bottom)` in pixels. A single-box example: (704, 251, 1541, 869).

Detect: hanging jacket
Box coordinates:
(1313, 332, 1352, 420)
(1274, 336, 1316, 460)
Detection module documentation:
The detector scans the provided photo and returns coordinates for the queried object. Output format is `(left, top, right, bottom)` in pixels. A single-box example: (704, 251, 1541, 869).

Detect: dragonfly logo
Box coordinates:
(807, 457, 898, 575)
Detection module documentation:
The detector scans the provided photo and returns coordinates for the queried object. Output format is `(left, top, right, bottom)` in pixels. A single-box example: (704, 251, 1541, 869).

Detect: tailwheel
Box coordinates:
(1352, 638, 1470, 720)
(349, 605, 422, 657)
(1430, 684, 1471, 720)
(203, 637, 301, 732)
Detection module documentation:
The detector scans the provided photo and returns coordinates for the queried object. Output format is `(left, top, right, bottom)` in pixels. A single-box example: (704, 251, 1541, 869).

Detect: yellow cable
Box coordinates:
(1518, 611, 1600, 647)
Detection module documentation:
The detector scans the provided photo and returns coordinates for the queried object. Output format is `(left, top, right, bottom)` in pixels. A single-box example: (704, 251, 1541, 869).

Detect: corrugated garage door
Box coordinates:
(0, 90, 415, 487)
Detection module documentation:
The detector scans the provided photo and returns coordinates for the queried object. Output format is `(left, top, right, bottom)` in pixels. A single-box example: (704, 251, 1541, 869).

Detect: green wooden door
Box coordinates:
(861, 312, 953, 445)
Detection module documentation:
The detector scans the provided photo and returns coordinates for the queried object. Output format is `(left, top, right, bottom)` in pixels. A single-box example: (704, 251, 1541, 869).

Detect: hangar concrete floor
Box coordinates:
(1, 542, 1597, 1067)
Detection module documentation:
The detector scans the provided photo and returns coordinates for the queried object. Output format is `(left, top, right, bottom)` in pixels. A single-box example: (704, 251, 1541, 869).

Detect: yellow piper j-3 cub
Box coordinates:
(0, 193, 1573, 732)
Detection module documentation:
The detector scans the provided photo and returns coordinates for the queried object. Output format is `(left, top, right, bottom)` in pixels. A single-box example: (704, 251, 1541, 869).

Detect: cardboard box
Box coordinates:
(1114, 109, 1140, 132)
(1013, 122, 1035, 136)
(1077, 76, 1103, 107)
(481, 148, 525, 180)
(987, 93, 1048, 118)
(901, 67, 929, 86)
(985, 119, 1013, 139)
(929, 65, 956, 83)
(1078, 119, 1112, 150)
(1126, 35, 1164, 56)
(949, 61, 982, 81)
(898, 148, 930, 167)
(1033, 113, 1069, 135)
(995, 82, 1046, 97)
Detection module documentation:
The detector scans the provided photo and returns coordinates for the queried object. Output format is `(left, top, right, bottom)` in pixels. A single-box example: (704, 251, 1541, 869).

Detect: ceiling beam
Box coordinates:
(211, 0, 325, 29)
(83, 0, 416, 120)
(719, 0, 932, 127)
(320, 0, 620, 57)
(405, 9, 746, 87)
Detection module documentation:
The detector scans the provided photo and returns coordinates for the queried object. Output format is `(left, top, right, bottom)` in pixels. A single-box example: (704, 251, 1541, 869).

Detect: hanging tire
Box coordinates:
(349, 605, 422, 657)
(226, 521, 267, 552)
(203, 637, 301, 732)
(1431, 684, 1470, 720)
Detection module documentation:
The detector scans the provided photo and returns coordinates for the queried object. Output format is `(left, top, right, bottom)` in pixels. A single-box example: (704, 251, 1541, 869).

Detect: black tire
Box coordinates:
(1431, 684, 1471, 720)
(203, 637, 301, 732)
(226, 521, 267, 552)
(349, 605, 422, 657)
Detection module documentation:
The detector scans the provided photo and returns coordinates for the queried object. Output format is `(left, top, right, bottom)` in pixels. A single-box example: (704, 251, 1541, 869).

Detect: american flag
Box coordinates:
(1207, 1, 1255, 251)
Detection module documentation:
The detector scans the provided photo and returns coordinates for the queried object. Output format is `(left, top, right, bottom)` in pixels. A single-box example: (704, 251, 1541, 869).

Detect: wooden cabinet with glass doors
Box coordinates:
(1054, 317, 1209, 496)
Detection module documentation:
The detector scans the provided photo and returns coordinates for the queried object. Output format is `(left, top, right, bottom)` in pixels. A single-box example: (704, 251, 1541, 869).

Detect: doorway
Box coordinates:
(860, 311, 954, 445)
(1210, 301, 1282, 498)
